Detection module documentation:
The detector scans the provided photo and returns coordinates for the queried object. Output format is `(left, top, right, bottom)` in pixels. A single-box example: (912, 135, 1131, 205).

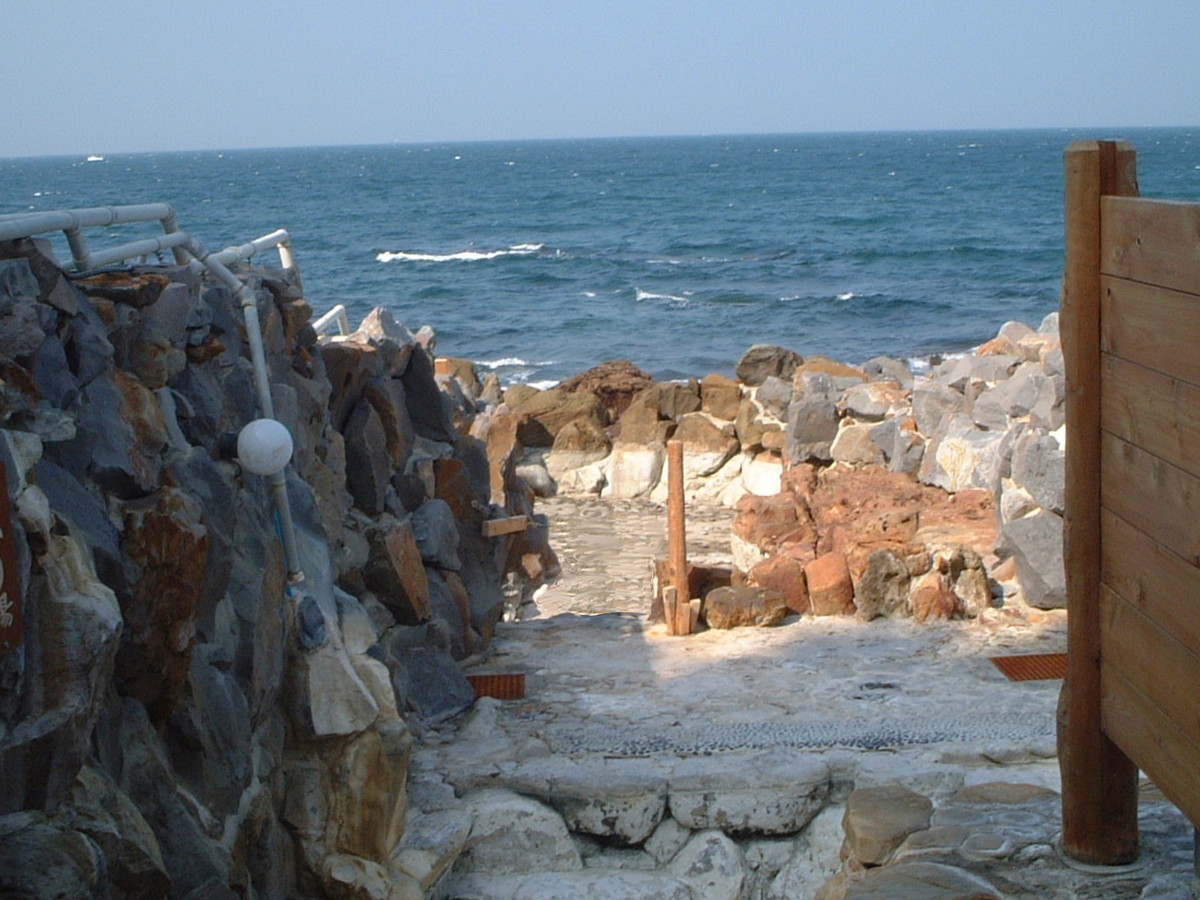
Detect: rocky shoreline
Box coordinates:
(3, 220, 1179, 900)
(445, 311, 1067, 628)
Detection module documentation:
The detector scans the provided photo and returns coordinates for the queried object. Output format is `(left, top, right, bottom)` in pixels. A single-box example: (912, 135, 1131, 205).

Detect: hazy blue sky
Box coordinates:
(4, 0, 1196, 157)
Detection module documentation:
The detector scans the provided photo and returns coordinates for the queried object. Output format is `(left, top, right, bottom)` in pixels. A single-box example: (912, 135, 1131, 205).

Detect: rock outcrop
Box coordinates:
(0, 236, 556, 898)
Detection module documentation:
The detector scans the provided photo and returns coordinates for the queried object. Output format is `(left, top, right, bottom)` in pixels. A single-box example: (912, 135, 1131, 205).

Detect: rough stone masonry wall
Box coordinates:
(0, 237, 555, 899)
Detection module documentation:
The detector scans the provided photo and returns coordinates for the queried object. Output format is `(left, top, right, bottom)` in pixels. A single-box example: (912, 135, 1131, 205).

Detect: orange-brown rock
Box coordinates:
(556, 359, 654, 421)
(613, 403, 674, 445)
(627, 381, 702, 421)
(116, 486, 210, 725)
(363, 520, 431, 625)
(509, 387, 607, 447)
(804, 552, 856, 615)
(479, 410, 522, 506)
(733, 493, 817, 555)
(703, 586, 788, 629)
(747, 553, 810, 615)
(700, 373, 742, 421)
(793, 355, 867, 383)
(909, 570, 962, 622)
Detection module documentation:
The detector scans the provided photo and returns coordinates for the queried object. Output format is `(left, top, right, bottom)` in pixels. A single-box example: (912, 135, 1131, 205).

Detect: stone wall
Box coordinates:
(0, 238, 555, 899)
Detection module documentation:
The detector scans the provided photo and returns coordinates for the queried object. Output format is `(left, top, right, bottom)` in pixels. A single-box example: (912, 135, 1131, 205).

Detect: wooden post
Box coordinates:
(1059, 139, 1140, 865)
(666, 440, 690, 636)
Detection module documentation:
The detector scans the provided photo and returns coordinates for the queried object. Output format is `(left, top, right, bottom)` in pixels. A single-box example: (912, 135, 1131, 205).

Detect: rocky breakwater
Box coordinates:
(0, 236, 555, 898)
(488, 314, 1066, 624)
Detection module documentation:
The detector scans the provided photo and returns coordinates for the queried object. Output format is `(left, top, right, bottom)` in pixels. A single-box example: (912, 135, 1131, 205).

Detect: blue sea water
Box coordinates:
(4, 129, 1199, 385)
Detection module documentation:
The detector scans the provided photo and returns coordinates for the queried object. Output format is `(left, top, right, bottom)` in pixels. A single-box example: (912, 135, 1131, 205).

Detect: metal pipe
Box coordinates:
(86, 230, 193, 269)
(311, 304, 350, 337)
(0, 203, 177, 241)
(0, 205, 304, 583)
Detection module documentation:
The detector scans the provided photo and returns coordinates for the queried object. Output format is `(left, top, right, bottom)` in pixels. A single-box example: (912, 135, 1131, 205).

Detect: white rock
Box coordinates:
(666, 830, 746, 900)
(668, 749, 831, 836)
(602, 444, 664, 499)
(305, 645, 380, 737)
(553, 460, 607, 496)
(391, 808, 473, 892)
(741, 454, 783, 497)
(830, 421, 886, 466)
(730, 533, 766, 574)
(645, 816, 692, 865)
(516, 869, 694, 900)
(767, 805, 848, 900)
(456, 788, 581, 875)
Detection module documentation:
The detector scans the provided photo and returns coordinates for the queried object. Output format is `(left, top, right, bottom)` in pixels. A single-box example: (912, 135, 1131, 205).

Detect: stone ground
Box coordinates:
(411, 497, 1198, 898)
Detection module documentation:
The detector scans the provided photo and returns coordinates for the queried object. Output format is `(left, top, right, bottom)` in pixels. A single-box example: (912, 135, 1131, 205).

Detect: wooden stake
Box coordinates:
(1059, 139, 1139, 865)
(667, 440, 690, 636)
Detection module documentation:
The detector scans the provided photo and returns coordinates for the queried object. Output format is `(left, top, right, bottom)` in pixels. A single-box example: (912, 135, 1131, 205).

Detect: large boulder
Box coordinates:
(556, 359, 653, 421)
(703, 585, 788, 629)
(736, 344, 803, 386)
(998, 509, 1065, 609)
(510, 387, 606, 447)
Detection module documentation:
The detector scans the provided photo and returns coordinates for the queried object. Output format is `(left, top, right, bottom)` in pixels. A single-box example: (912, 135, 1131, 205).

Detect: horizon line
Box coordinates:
(3, 123, 1196, 163)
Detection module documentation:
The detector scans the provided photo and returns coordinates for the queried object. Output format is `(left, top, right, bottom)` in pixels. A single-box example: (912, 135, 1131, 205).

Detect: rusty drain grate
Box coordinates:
(466, 673, 526, 700)
(990, 653, 1068, 682)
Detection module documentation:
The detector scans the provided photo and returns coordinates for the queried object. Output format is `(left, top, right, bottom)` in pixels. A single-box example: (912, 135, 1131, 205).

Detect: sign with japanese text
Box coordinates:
(0, 460, 22, 653)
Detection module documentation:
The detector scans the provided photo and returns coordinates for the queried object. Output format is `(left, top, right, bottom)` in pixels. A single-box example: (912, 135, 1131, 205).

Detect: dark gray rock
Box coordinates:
(0, 814, 105, 900)
(166, 644, 253, 818)
(402, 349, 457, 443)
(372, 624, 474, 720)
(932, 354, 1019, 393)
(972, 363, 1064, 432)
(343, 399, 392, 516)
(32, 333, 79, 408)
(755, 376, 794, 420)
(411, 498, 461, 571)
(98, 698, 233, 899)
(867, 418, 925, 476)
(735, 344, 803, 387)
(785, 375, 839, 465)
(63, 291, 115, 388)
(862, 355, 914, 389)
(34, 457, 132, 601)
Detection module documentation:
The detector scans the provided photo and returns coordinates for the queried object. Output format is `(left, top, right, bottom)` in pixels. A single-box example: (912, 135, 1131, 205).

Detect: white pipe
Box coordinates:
(177, 233, 302, 582)
(0, 206, 305, 582)
(86, 230, 193, 269)
(0, 203, 177, 241)
(311, 304, 350, 337)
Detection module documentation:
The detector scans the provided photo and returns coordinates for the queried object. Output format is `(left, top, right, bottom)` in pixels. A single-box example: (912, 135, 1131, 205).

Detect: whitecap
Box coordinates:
(86, 155, 104, 162)
(635, 288, 690, 306)
(478, 357, 531, 368)
(836, 291, 855, 301)
(376, 243, 543, 263)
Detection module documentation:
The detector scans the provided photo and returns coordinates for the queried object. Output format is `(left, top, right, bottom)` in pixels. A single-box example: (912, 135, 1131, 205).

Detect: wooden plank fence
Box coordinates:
(1061, 140, 1200, 864)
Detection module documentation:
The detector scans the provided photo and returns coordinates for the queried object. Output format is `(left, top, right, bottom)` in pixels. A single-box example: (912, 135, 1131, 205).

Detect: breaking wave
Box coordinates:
(376, 243, 543, 263)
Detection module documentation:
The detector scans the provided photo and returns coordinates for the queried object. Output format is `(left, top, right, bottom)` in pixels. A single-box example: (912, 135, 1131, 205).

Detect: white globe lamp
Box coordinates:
(237, 418, 293, 476)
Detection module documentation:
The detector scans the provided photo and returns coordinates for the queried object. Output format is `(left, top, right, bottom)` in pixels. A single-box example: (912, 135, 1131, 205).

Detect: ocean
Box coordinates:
(4, 129, 1198, 386)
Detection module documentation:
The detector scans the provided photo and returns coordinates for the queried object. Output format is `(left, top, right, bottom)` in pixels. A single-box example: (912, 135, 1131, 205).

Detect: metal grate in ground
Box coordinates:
(990, 652, 1068, 682)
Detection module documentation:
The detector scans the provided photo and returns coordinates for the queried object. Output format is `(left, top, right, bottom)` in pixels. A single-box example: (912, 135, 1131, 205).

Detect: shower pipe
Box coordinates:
(0, 204, 305, 584)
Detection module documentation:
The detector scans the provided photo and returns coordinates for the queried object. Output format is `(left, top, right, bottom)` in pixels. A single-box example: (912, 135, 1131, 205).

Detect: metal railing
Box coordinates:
(0, 204, 305, 584)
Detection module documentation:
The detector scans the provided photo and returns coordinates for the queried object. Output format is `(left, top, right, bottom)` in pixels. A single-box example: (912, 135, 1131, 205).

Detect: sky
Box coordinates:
(2, 0, 1197, 158)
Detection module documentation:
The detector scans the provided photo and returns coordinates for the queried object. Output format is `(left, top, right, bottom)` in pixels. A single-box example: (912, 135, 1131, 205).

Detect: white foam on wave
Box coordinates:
(635, 287, 690, 306)
(837, 291, 855, 301)
(478, 356, 560, 370)
(376, 243, 543, 263)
